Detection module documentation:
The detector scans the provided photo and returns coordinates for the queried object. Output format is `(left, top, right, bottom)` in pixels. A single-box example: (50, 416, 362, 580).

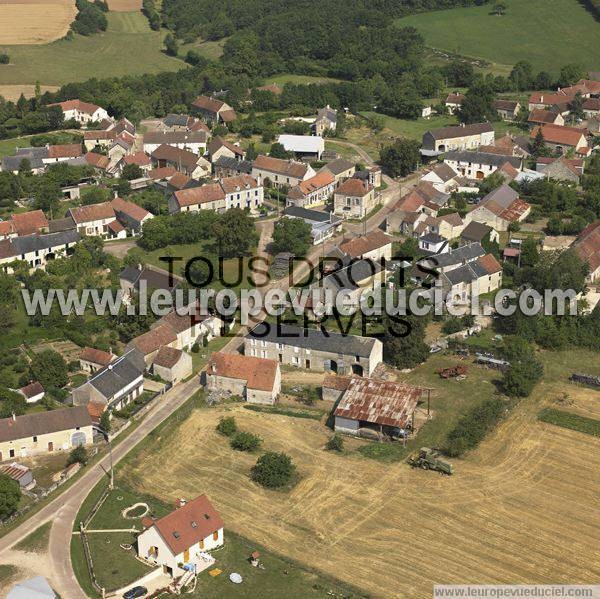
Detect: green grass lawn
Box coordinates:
(263, 73, 342, 86)
(180, 37, 227, 61)
(0, 564, 21, 588)
(398, 0, 600, 73)
(0, 12, 185, 87)
(14, 521, 52, 553)
(74, 481, 366, 598)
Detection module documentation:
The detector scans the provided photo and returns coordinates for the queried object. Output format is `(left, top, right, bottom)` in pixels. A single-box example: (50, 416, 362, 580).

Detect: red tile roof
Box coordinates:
(530, 124, 587, 147)
(111, 197, 151, 224)
(87, 402, 106, 422)
(18, 381, 44, 399)
(168, 172, 191, 190)
(191, 95, 227, 113)
(445, 93, 465, 104)
(173, 183, 225, 208)
(151, 144, 200, 169)
(153, 346, 183, 369)
(0, 220, 15, 236)
(131, 324, 177, 356)
(219, 174, 259, 194)
(339, 230, 394, 258)
(84, 152, 110, 170)
(476, 253, 502, 275)
(528, 108, 561, 124)
(123, 151, 151, 167)
(11, 210, 48, 235)
(80, 347, 114, 366)
(253, 155, 310, 179)
(69, 202, 115, 224)
(148, 166, 177, 180)
(288, 171, 334, 199)
(574, 221, 600, 274)
(335, 178, 373, 196)
(207, 352, 279, 392)
(151, 494, 223, 556)
(49, 99, 103, 116)
(47, 144, 83, 159)
(108, 220, 125, 234)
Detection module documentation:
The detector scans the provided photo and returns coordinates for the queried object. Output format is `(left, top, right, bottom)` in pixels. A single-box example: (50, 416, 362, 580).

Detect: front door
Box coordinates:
(183, 548, 189, 563)
(48, 442, 53, 452)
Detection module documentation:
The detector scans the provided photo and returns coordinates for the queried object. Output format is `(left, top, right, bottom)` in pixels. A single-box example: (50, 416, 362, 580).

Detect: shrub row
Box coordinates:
(538, 408, 600, 438)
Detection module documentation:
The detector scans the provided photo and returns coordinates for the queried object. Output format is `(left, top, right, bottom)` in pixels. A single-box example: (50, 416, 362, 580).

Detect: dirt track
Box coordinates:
(121, 393, 600, 598)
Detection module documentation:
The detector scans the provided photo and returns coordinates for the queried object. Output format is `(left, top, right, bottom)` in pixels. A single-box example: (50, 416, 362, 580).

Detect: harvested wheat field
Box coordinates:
(106, 0, 141, 10)
(0, 0, 76, 44)
(0, 84, 58, 100)
(121, 361, 600, 598)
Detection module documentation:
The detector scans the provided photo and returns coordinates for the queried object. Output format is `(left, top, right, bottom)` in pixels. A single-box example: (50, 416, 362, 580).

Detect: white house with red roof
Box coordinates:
(137, 495, 224, 578)
(67, 202, 124, 239)
(48, 99, 110, 125)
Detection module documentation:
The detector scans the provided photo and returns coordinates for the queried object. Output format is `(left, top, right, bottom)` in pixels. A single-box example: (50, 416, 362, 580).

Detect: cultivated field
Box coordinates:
(120, 349, 600, 598)
(0, 0, 76, 45)
(0, 84, 58, 100)
(106, 0, 141, 10)
(398, 0, 600, 73)
(0, 12, 183, 86)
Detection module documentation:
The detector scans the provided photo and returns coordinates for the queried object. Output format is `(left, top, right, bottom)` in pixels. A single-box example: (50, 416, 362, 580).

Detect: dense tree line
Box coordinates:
(71, 0, 108, 36)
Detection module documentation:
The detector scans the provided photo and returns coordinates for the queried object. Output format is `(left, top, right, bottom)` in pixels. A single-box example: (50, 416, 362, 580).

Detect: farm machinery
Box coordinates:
(407, 448, 453, 475)
(436, 364, 468, 379)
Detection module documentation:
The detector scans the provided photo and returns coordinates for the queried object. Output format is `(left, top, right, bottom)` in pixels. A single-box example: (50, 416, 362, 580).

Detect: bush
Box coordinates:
(216, 416, 237, 437)
(326, 434, 344, 452)
(67, 445, 88, 466)
(0, 474, 20, 520)
(191, 342, 200, 353)
(230, 431, 262, 452)
(444, 398, 506, 457)
(441, 317, 463, 335)
(0, 53, 9, 65)
(251, 452, 295, 489)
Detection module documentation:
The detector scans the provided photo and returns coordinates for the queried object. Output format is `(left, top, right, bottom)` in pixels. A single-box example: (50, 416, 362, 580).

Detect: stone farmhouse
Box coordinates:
(319, 158, 356, 186)
(333, 178, 377, 219)
(245, 323, 383, 377)
(465, 185, 531, 231)
(530, 124, 589, 156)
(286, 170, 335, 208)
(79, 347, 115, 374)
(573, 221, 600, 283)
(421, 123, 495, 156)
(150, 144, 211, 179)
(313, 105, 337, 136)
(191, 95, 237, 124)
(0, 406, 92, 462)
(205, 352, 281, 405)
(142, 131, 208, 156)
(252, 155, 315, 189)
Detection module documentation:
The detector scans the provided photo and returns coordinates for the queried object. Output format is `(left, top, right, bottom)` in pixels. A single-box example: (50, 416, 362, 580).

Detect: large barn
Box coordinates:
(333, 377, 423, 438)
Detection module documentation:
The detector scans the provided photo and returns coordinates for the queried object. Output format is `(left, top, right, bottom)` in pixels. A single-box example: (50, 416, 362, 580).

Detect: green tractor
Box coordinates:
(407, 447, 453, 475)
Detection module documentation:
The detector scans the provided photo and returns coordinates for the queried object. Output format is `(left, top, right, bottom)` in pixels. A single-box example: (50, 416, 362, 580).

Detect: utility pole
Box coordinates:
(98, 426, 114, 490)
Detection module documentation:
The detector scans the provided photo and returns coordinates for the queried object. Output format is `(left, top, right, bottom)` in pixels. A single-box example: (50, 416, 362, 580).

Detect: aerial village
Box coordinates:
(0, 71, 598, 598)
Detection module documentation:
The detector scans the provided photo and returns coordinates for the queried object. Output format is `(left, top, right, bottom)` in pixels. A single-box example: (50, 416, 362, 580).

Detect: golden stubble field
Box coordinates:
(121, 385, 600, 598)
(0, 0, 76, 44)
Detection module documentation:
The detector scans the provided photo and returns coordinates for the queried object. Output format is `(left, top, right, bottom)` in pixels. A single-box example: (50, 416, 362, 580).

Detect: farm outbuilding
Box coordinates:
(333, 378, 423, 438)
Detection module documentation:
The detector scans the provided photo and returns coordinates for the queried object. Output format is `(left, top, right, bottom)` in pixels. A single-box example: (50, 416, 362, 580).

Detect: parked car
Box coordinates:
(123, 587, 148, 599)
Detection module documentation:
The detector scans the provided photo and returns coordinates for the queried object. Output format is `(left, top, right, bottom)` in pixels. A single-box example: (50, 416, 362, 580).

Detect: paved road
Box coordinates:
(0, 376, 201, 598)
(0, 140, 424, 597)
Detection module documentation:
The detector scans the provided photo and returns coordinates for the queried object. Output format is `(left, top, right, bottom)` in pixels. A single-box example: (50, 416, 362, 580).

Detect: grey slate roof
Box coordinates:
(11, 230, 80, 256)
(283, 206, 341, 224)
(445, 151, 521, 169)
(0, 406, 91, 443)
(420, 232, 446, 244)
(443, 263, 478, 285)
(480, 184, 519, 208)
(322, 259, 382, 292)
(433, 242, 486, 268)
(119, 266, 180, 292)
(48, 216, 77, 233)
(431, 162, 457, 182)
(247, 322, 378, 357)
(88, 349, 145, 401)
(426, 122, 493, 141)
(213, 156, 253, 174)
(461, 221, 493, 242)
(321, 158, 354, 175)
(163, 113, 191, 127)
